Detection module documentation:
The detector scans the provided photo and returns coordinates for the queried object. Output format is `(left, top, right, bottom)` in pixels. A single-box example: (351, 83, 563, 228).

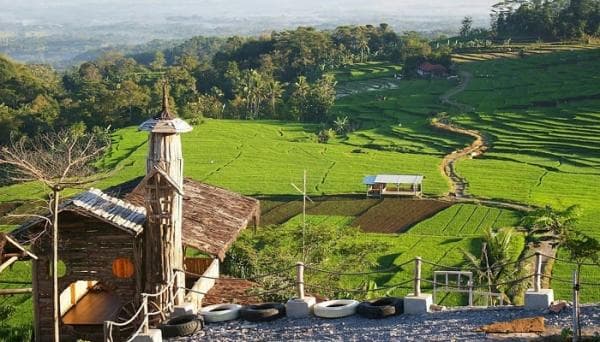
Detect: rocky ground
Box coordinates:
(172, 305, 600, 341)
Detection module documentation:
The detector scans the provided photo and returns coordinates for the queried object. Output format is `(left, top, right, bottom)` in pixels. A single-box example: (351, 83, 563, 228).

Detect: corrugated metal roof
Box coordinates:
(17, 188, 146, 236)
(138, 118, 193, 133)
(71, 188, 146, 234)
(363, 174, 423, 185)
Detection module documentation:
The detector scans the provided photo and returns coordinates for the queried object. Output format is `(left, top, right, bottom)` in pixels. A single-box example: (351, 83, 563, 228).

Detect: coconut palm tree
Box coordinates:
(521, 204, 581, 245)
(265, 79, 284, 118)
(333, 116, 350, 135)
(462, 227, 527, 305)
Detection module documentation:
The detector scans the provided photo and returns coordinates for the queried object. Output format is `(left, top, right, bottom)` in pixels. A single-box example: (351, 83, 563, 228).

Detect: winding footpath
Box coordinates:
(434, 69, 557, 274)
(434, 71, 531, 212)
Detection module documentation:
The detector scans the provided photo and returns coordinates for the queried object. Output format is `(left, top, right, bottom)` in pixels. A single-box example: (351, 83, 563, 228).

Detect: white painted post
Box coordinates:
(534, 252, 542, 292)
(572, 270, 579, 341)
(468, 280, 473, 306)
(296, 262, 305, 299)
(414, 257, 422, 297)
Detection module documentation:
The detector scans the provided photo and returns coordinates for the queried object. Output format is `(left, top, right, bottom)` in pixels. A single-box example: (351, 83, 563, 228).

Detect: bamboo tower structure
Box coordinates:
(139, 82, 192, 310)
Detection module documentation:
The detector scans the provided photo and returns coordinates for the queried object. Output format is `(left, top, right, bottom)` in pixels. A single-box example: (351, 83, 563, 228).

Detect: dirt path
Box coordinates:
(434, 71, 531, 213)
(435, 71, 485, 198)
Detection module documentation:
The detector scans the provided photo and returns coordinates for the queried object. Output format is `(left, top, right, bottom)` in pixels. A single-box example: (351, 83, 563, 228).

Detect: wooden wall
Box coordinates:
(32, 211, 140, 342)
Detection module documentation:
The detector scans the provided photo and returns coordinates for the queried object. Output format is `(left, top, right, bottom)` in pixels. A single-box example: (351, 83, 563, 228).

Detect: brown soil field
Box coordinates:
(353, 198, 452, 233)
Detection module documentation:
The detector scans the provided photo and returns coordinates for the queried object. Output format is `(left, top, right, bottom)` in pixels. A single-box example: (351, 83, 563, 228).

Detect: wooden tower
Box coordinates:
(139, 83, 192, 310)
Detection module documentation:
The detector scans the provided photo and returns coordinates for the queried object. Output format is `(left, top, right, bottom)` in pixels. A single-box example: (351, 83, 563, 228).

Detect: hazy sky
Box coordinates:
(0, 0, 498, 25)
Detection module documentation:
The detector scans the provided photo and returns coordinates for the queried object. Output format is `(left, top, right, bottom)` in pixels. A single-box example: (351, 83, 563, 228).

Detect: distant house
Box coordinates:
(417, 62, 448, 77)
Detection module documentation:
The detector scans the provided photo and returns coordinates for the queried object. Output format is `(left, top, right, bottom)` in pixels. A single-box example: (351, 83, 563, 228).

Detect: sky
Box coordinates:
(0, 0, 499, 26)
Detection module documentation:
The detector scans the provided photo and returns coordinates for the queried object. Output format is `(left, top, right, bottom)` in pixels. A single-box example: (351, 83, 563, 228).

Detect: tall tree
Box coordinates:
(460, 16, 474, 37)
(0, 129, 110, 342)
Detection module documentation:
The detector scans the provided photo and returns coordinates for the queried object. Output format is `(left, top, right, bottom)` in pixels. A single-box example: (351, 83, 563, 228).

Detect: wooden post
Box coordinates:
(296, 262, 305, 299)
(414, 257, 422, 297)
(534, 252, 542, 292)
(52, 188, 60, 342)
(572, 270, 579, 342)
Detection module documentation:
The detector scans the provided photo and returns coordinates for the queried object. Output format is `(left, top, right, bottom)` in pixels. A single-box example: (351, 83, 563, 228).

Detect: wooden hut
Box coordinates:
(16, 179, 258, 341)
(15, 84, 260, 342)
(363, 174, 423, 198)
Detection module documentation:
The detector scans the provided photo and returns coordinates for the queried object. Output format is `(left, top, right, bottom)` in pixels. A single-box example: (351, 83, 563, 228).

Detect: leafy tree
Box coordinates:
(460, 16, 474, 37)
(150, 51, 166, 71)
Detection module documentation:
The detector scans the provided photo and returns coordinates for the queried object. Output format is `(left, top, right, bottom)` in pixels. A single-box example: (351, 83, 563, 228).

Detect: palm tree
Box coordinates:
(521, 204, 581, 245)
(333, 116, 349, 135)
(265, 79, 284, 118)
(462, 227, 527, 305)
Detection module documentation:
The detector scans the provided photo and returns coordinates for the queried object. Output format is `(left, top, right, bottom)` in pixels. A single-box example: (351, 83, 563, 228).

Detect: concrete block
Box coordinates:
(525, 289, 554, 310)
(172, 304, 197, 317)
(286, 297, 316, 318)
(131, 328, 162, 342)
(403, 293, 432, 314)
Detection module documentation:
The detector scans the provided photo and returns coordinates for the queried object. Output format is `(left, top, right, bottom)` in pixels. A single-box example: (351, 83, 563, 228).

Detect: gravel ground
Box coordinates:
(171, 305, 600, 341)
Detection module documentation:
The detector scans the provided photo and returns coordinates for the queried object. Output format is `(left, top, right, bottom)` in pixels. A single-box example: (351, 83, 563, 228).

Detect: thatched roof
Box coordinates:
(16, 179, 258, 260)
(126, 178, 260, 260)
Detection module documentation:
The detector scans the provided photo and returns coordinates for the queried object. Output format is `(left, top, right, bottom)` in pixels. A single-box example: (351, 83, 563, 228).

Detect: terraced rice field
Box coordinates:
(258, 202, 523, 305)
(451, 46, 600, 302)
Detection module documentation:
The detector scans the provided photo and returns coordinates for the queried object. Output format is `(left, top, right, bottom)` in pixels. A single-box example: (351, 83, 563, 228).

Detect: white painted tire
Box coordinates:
(313, 300, 360, 318)
(200, 304, 242, 323)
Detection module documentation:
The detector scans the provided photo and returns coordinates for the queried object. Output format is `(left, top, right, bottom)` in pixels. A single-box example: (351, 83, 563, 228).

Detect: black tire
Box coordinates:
(159, 314, 204, 338)
(240, 303, 286, 322)
(357, 297, 403, 319)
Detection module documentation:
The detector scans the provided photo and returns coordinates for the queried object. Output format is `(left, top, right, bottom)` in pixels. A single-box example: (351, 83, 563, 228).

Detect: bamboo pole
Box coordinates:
(0, 288, 32, 295)
(0, 256, 18, 273)
(52, 188, 60, 342)
(296, 262, 305, 299)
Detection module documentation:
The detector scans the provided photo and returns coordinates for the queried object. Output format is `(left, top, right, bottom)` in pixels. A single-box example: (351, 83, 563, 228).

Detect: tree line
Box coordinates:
(0, 24, 444, 145)
(491, 0, 600, 41)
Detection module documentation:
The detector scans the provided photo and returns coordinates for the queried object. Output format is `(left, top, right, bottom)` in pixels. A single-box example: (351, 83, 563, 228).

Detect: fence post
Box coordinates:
(572, 270, 579, 342)
(296, 262, 305, 299)
(534, 252, 542, 292)
(468, 280, 473, 306)
(414, 257, 422, 297)
(142, 295, 149, 334)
